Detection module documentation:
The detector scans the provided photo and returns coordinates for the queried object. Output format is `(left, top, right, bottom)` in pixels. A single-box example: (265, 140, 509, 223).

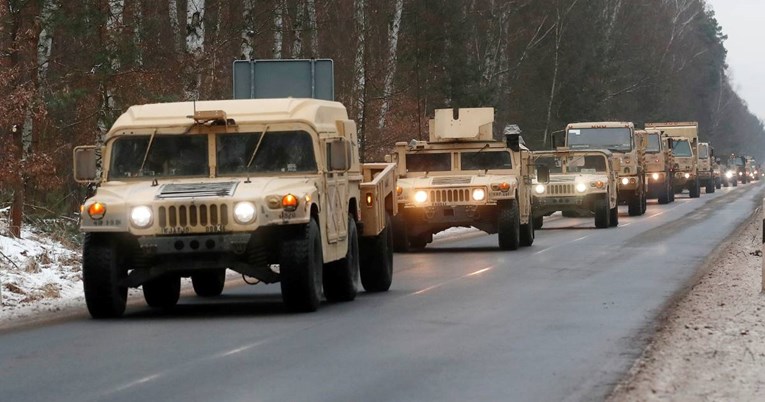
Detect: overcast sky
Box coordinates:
(707, 0, 765, 122)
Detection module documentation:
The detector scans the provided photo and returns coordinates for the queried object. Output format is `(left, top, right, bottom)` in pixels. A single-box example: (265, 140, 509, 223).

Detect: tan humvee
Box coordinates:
(565, 122, 647, 216)
(641, 129, 675, 204)
(389, 108, 535, 251)
(697, 142, 717, 193)
(73, 98, 397, 318)
(646, 122, 700, 198)
(532, 149, 619, 229)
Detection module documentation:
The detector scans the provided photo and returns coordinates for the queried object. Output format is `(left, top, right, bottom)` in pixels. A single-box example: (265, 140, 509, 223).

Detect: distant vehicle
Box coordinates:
(646, 122, 701, 198)
(565, 122, 647, 216)
(641, 129, 675, 204)
(697, 142, 716, 193)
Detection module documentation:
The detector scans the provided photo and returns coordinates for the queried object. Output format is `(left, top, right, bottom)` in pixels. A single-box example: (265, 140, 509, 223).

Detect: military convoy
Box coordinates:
(73, 98, 398, 318)
(71, 57, 757, 319)
(390, 108, 535, 251)
(533, 149, 619, 228)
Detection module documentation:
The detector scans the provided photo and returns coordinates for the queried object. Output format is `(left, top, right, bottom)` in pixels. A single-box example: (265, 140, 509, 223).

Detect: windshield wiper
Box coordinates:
(246, 125, 270, 170)
(137, 129, 157, 176)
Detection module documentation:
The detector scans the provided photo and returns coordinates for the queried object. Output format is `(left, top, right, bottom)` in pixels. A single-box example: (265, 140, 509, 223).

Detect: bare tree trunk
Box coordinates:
(98, 0, 124, 138)
(185, 0, 206, 100)
(168, 0, 182, 53)
(291, 0, 305, 57)
(240, 0, 255, 59)
(353, 0, 367, 161)
(376, 0, 404, 133)
(306, 0, 318, 57)
(273, 0, 284, 58)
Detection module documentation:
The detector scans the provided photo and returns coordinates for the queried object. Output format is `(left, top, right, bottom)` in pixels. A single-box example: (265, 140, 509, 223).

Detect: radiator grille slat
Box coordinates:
(157, 204, 228, 229)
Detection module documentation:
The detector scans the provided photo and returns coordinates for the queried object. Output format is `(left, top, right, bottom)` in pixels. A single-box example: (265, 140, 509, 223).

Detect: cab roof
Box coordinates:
(566, 122, 634, 129)
(106, 98, 349, 137)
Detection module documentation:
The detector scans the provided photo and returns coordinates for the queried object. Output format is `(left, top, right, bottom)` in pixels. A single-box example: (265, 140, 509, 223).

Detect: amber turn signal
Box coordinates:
(88, 202, 106, 219)
(282, 194, 299, 211)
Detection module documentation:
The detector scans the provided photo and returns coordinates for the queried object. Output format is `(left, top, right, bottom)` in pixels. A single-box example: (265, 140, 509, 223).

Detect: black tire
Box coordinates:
(280, 218, 323, 312)
(82, 234, 128, 319)
(689, 178, 701, 198)
(191, 269, 226, 297)
(408, 234, 429, 250)
(498, 201, 520, 250)
(657, 182, 671, 204)
(706, 180, 715, 194)
(323, 214, 359, 302)
(715, 179, 721, 189)
(640, 190, 647, 214)
(519, 215, 535, 247)
(533, 215, 544, 230)
(594, 197, 611, 228)
(628, 193, 642, 216)
(143, 274, 181, 308)
(392, 212, 409, 252)
(609, 204, 619, 227)
(360, 212, 393, 292)
(732, 178, 738, 187)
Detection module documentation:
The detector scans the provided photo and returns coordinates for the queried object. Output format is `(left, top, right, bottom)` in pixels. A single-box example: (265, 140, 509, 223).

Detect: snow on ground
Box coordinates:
(610, 210, 765, 401)
(0, 218, 84, 323)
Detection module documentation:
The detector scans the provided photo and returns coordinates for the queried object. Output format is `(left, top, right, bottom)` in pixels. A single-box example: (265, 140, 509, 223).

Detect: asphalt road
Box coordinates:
(1, 182, 763, 402)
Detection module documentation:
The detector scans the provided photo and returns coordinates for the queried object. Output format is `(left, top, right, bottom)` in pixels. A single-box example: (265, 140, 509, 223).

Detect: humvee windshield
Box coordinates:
(460, 151, 512, 170)
(406, 153, 451, 172)
(646, 134, 661, 153)
(110, 135, 209, 179)
(537, 154, 607, 174)
(217, 131, 317, 174)
(672, 140, 692, 157)
(567, 128, 632, 152)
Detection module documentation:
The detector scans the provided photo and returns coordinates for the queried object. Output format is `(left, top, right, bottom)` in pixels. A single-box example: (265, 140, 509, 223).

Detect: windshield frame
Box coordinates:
(107, 132, 210, 180)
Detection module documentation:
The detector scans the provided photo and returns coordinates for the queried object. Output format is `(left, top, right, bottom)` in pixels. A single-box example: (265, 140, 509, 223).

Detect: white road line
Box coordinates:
(412, 266, 495, 295)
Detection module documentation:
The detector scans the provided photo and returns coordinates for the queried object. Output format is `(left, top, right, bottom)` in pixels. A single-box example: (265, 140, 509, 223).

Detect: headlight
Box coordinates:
(725, 171, 733, 178)
(414, 190, 428, 204)
(621, 178, 629, 185)
(234, 202, 257, 224)
(130, 206, 153, 228)
(534, 184, 546, 194)
(575, 183, 587, 193)
(652, 173, 660, 180)
(472, 188, 486, 201)
(738, 172, 743, 176)
(684, 173, 690, 179)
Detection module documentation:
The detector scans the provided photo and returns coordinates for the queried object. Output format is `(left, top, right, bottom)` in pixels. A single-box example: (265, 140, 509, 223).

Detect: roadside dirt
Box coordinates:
(610, 210, 765, 401)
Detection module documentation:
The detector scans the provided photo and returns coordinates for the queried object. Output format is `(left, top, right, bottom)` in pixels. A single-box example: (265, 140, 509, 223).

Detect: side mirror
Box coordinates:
(537, 165, 550, 184)
(506, 133, 521, 152)
(716, 157, 721, 164)
(327, 139, 350, 171)
(666, 138, 674, 149)
(73, 146, 99, 183)
(551, 132, 566, 149)
(710, 148, 715, 158)
(384, 154, 392, 163)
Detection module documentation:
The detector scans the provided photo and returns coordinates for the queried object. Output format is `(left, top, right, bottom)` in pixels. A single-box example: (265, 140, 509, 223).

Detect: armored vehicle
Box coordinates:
(390, 108, 535, 251)
(565, 122, 647, 216)
(532, 149, 619, 229)
(641, 129, 675, 204)
(646, 122, 700, 198)
(73, 98, 397, 318)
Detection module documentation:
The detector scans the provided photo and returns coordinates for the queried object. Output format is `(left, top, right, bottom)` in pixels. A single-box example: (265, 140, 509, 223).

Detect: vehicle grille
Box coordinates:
(158, 204, 229, 228)
(157, 182, 238, 199)
(547, 184, 574, 195)
(430, 188, 471, 203)
(432, 177, 472, 185)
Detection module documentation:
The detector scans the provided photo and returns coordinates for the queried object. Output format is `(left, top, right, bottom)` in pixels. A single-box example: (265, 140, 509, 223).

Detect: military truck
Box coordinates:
(641, 129, 675, 204)
(390, 108, 535, 251)
(646, 122, 700, 198)
(697, 142, 716, 193)
(532, 149, 619, 229)
(73, 98, 397, 318)
(565, 122, 647, 216)
(733, 154, 751, 184)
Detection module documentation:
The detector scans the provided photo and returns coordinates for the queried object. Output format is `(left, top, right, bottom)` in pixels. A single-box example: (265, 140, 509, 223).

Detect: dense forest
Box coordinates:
(1, 0, 764, 237)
